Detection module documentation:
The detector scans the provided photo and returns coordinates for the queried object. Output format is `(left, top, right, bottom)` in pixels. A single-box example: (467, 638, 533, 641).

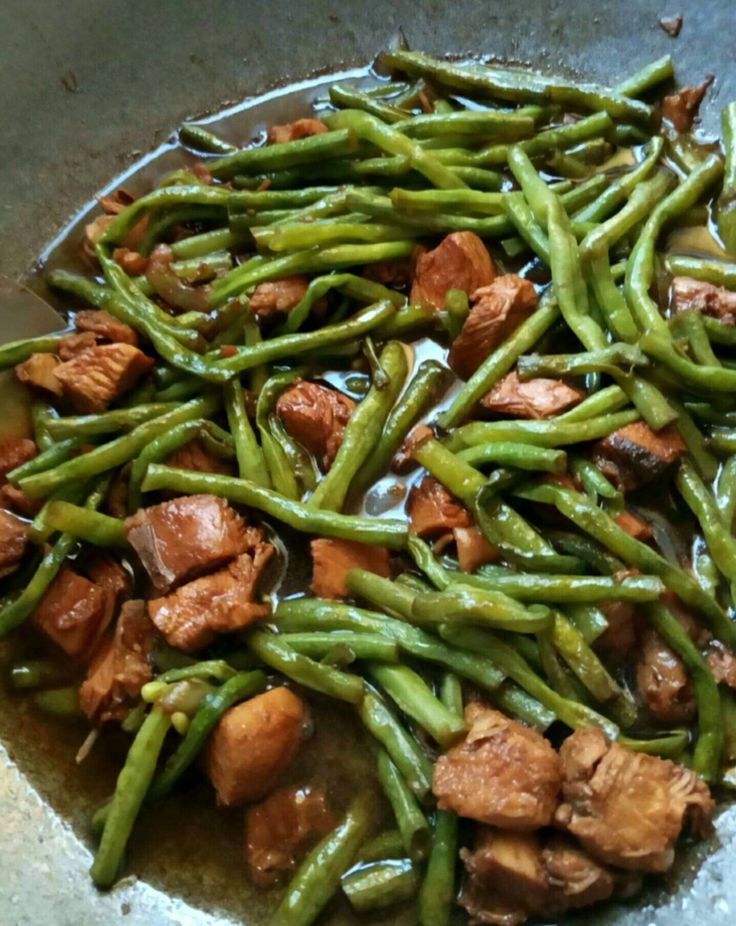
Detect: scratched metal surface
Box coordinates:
(0, 1, 734, 924)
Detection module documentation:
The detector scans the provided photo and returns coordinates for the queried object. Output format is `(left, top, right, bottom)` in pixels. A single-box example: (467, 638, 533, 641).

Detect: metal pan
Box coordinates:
(0, 1, 733, 923)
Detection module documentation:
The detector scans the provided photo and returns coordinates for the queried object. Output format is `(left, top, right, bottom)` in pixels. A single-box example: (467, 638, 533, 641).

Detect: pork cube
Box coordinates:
(480, 371, 583, 419)
(453, 526, 499, 574)
(555, 727, 714, 872)
(592, 421, 685, 492)
(74, 309, 138, 346)
(661, 76, 713, 133)
(15, 353, 63, 396)
(167, 438, 234, 477)
(407, 475, 470, 538)
(432, 703, 561, 828)
(57, 332, 100, 360)
(636, 628, 695, 725)
(125, 494, 251, 593)
(671, 276, 736, 325)
(204, 687, 306, 806)
(52, 343, 153, 413)
(266, 119, 328, 145)
(276, 380, 356, 470)
(248, 276, 309, 320)
(614, 510, 653, 541)
(410, 232, 495, 310)
(391, 423, 434, 474)
(32, 568, 107, 658)
(0, 437, 37, 481)
(449, 276, 538, 380)
(0, 510, 29, 578)
(310, 537, 391, 599)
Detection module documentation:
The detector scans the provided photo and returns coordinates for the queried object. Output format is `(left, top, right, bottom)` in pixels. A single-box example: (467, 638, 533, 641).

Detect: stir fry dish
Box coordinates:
(3, 47, 736, 926)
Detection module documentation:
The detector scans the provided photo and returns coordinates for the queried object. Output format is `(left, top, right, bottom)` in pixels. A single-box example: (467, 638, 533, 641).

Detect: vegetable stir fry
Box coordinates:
(2, 47, 736, 926)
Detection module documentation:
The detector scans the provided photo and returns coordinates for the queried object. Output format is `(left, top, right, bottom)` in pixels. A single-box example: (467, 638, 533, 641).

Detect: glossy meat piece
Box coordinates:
(125, 494, 251, 593)
(245, 786, 334, 886)
(0, 509, 28, 578)
(362, 256, 414, 288)
(0, 437, 37, 481)
(0, 483, 40, 518)
(275, 380, 356, 470)
(449, 276, 538, 381)
(15, 353, 63, 396)
(57, 331, 100, 361)
(555, 727, 713, 872)
(248, 276, 309, 319)
(595, 600, 638, 657)
(636, 628, 695, 724)
(79, 600, 155, 724)
(148, 539, 274, 652)
(310, 537, 391, 599)
(32, 568, 107, 658)
(592, 422, 685, 493)
(661, 76, 714, 133)
(614, 510, 653, 541)
(203, 686, 306, 806)
(706, 640, 736, 687)
(266, 118, 328, 145)
(480, 371, 583, 419)
(81, 551, 131, 642)
(410, 232, 495, 310)
(74, 308, 138, 346)
(113, 246, 148, 275)
(391, 423, 434, 474)
(432, 703, 561, 828)
(453, 525, 499, 573)
(671, 275, 736, 325)
(407, 475, 470, 538)
(53, 343, 153, 413)
(167, 438, 234, 477)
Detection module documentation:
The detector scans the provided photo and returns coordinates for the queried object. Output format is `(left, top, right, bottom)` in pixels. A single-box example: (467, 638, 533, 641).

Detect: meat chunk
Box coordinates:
(410, 232, 495, 310)
(661, 76, 714, 133)
(595, 600, 638, 657)
(57, 331, 100, 361)
(614, 510, 653, 541)
(276, 380, 356, 470)
(248, 276, 309, 320)
(53, 343, 153, 413)
(74, 309, 138, 346)
(433, 704, 561, 829)
(636, 628, 695, 724)
(706, 640, 736, 687)
(407, 475, 470, 538)
(32, 568, 108, 658)
(15, 353, 63, 396)
(113, 247, 148, 275)
(167, 438, 234, 476)
(0, 483, 40, 518)
(362, 257, 414, 288)
(81, 551, 131, 640)
(0, 510, 29, 578)
(204, 687, 306, 806)
(391, 423, 434, 474)
(453, 525, 499, 573)
(148, 539, 274, 652)
(125, 494, 251, 593)
(0, 438, 37, 481)
(266, 118, 328, 145)
(671, 276, 736, 325)
(310, 537, 391, 599)
(449, 276, 538, 381)
(592, 421, 685, 493)
(555, 727, 714, 872)
(79, 600, 155, 724)
(480, 371, 583, 419)
(245, 786, 334, 886)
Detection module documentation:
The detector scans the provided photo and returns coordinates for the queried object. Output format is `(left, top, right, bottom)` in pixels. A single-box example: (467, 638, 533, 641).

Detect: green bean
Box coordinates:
(375, 747, 431, 861)
(269, 793, 372, 926)
(556, 385, 629, 422)
(179, 122, 238, 154)
(565, 603, 610, 644)
(328, 83, 406, 121)
(571, 456, 623, 507)
(31, 686, 81, 717)
(445, 568, 662, 603)
(19, 395, 218, 499)
(381, 51, 652, 123)
(413, 586, 553, 633)
(222, 378, 268, 486)
(38, 502, 126, 547)
(323, 109, 466, 189)
(514, 481, 736, 648)
(367, 662, 466, 748)
(412, 436, 484, 507)
(517, 343, 648, 379)
(448, 409, 640, 451)
(254, 221, 414, 252)
(279, 632, 399, 663)
(503, 192, 551, 262)
(170, 227, 237, 259)
(676, 458, 736, 586)
(710, 429, 736, 455)
(342, 859, 419, 913)
(389, 187, 505, 215)
(308, 341, 407, 511)
(438, 290, 560, 428)
(396, 109, 535, 139)
(354, 831, 406, 864)
(8, 660, 70, 691)
(457, 442, 567, 474)
(626, 155, 724, 335)
(646, 602, 722, 781)
(670, 309, 721, 367)
(0, 332, 68, 370)
(6, 438, 83, 483)
(616, 54, 674, 97)
(666, 254, 736, 288)
(43, 404, 176, 441)
(667, 399, 719, 481)
(716, 457, 736, 530)
(640, 331, 736, 393)
(718, 102, 736, 255)
(91, 706, 171, 887)
(575, 137, 664, 225)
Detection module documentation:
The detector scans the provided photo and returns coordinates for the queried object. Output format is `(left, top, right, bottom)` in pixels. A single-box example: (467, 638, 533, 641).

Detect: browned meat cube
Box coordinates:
(614, 510, 653, 541)
(636, 627, 695, 725)
(266, 118, 328, 145)
(245, 786, 335, 886)
(453, 525, 499, 574)
(595, 600, 638, 657)
(432, 703, 561, 828)
(53, 343, 153, 413)
(79, 600, 155, 724)
(480, 371, 584, 419)
(407, 475, 471, 538)
(661, 76, 714, 133)
(592, 422, 685, 493)
(74, 309, 138, 346)
(248, 276, 310, 320)
(0, 510, 29, 578)
(310, 537, 391, 599)
(32, 568, 107, 658)
(362, 256, 414, 288)
(449, 276, 538, 381)
(555, 727, 714, 872)
(542, 835, 630, 910)
(391, 423, 434, 474)
(15, 353, 63, 396)
(204, 687, 306, 806)
(706, 640, 736, 687)
(167, 438, 234, 477)
(0, 484, 40, 518)
(125, 494, 251, 593)
(81, 551, 131, 641)
(0, 438, 37, 481)
(57, 332, 100, 361)
(148, 540, 274, 652)
(410, 232, 495, 310)
(671, 276, 736, 325)
(113, 247, 149, 275)
(276, 380, 356, 470)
